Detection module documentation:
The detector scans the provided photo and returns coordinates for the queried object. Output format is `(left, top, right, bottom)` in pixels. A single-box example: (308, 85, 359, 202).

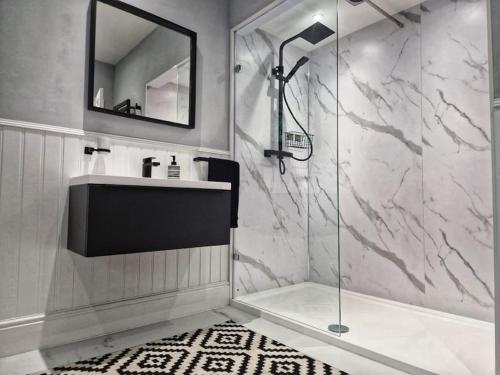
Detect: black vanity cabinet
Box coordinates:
(68, 177, 231, 257)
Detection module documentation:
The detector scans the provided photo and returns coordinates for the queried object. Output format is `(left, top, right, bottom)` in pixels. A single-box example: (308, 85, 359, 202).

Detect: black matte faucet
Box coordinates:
(142, 157, 160, 178)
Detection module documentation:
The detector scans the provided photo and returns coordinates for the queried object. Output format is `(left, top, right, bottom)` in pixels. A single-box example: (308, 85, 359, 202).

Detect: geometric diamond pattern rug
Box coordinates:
(32, 321, 349, 374)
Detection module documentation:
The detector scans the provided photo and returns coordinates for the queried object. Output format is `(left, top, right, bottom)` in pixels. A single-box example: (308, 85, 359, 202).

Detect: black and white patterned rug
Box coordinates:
(33, 321, 349, 374)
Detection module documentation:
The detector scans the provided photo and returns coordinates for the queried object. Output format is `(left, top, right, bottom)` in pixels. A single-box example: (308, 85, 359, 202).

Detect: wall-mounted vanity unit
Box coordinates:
(88, 0, 197, 129)
(68, 175, 231, 257)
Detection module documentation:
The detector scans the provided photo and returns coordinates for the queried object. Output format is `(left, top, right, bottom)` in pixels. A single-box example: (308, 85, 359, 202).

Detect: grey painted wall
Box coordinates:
(94, 60, 114, 109)
(0, 0, 230, 150)
(229, 0, 275, 27)
(492, 0, 500, 98)
(113, 26, 190, 115)
(0, 0, 88, 129)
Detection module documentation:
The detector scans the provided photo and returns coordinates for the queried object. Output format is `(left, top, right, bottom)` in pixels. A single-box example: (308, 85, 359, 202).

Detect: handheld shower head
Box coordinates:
(285, 56, 309, 82)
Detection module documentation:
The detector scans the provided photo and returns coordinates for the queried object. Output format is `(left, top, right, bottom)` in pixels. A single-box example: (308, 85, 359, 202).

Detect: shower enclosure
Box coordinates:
(231, 0, 495, 373)
(232, 0, 342, 335)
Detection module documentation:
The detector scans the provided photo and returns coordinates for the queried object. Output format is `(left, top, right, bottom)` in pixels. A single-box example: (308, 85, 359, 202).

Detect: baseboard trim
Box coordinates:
(0, 118, 230, 156)
(0, 283, 229, 357)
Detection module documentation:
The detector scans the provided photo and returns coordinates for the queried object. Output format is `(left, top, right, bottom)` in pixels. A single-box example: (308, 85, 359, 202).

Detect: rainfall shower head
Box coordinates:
(296, 22, 336, 45)
(285, 56, 310, 82)
(346, 0, 364, 5)
(265, 22, 335, 172)
(278, 22, 335, 56)
(274, 22, 334, 83)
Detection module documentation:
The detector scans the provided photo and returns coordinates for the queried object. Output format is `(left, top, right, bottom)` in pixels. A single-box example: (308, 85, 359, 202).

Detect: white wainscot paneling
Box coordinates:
(0, 125, 231, 355)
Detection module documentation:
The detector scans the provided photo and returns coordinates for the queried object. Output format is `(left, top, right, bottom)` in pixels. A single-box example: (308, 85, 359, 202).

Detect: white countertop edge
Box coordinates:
(70, 175, 231, 191)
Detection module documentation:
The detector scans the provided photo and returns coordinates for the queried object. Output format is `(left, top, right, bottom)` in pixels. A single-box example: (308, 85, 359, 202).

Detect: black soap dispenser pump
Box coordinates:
(168, 155, 180, 179)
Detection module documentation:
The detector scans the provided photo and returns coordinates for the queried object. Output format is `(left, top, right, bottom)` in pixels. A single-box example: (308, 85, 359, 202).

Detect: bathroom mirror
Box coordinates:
(88, 0, 197, 128)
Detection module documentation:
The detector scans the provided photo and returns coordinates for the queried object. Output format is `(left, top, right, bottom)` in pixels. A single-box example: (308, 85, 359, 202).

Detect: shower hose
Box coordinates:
(279, 81, 314, 175)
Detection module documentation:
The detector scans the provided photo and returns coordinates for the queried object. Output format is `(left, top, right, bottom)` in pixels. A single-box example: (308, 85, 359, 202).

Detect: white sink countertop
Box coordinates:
(70, 175, 231, 191)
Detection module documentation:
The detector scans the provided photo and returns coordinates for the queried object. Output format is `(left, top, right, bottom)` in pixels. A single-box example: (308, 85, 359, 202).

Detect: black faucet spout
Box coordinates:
(142, 157, 160, 178)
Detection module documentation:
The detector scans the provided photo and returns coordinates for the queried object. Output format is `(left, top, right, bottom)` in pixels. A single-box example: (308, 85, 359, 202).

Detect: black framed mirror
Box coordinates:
(88, 0, 197, 129)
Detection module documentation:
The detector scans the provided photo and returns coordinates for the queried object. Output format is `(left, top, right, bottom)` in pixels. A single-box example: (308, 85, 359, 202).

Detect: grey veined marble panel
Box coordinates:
(233, 0, 493, 321)
(309, 4, 426, 307)
(421, 0, 493, 320)
(308, 40, 340, 289)
(233, 30, 310, 297)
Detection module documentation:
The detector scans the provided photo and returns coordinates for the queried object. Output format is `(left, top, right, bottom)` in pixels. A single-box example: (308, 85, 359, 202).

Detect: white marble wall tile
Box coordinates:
(307, 0, 493, 319)
(233, 30, 309, 297)
(308, 42, 341, 288)
(309, 6, 425, 306)
(339, 6, 425, 306)
(234, 0, 493, 321)
(421, 0, 493, 320)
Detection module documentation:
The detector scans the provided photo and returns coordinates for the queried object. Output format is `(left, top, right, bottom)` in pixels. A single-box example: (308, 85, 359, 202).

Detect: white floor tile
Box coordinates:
(0, 305, 408, 375)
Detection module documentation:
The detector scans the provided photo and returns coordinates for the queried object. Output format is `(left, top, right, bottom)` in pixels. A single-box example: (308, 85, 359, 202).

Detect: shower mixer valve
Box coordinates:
(271, 66, 284, 81)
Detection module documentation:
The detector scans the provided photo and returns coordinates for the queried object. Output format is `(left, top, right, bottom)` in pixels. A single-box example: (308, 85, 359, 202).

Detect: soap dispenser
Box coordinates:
(168, 155, 180, 179)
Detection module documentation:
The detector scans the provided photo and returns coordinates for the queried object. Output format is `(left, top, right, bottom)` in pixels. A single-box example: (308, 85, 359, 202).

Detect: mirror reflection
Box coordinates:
(91, 0, 195, 127)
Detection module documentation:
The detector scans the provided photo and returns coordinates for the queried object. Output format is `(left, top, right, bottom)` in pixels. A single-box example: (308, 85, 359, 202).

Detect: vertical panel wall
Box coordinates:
(0, 125, 230, 324)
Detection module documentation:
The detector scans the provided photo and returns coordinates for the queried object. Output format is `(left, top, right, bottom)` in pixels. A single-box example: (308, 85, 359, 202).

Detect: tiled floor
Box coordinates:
(235, 282, 495, 375)
(0, 305, 408, 375)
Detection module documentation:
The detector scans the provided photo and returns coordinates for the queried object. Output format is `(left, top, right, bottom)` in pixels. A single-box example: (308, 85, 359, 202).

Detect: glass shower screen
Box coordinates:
(231, 0, 342, 336)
